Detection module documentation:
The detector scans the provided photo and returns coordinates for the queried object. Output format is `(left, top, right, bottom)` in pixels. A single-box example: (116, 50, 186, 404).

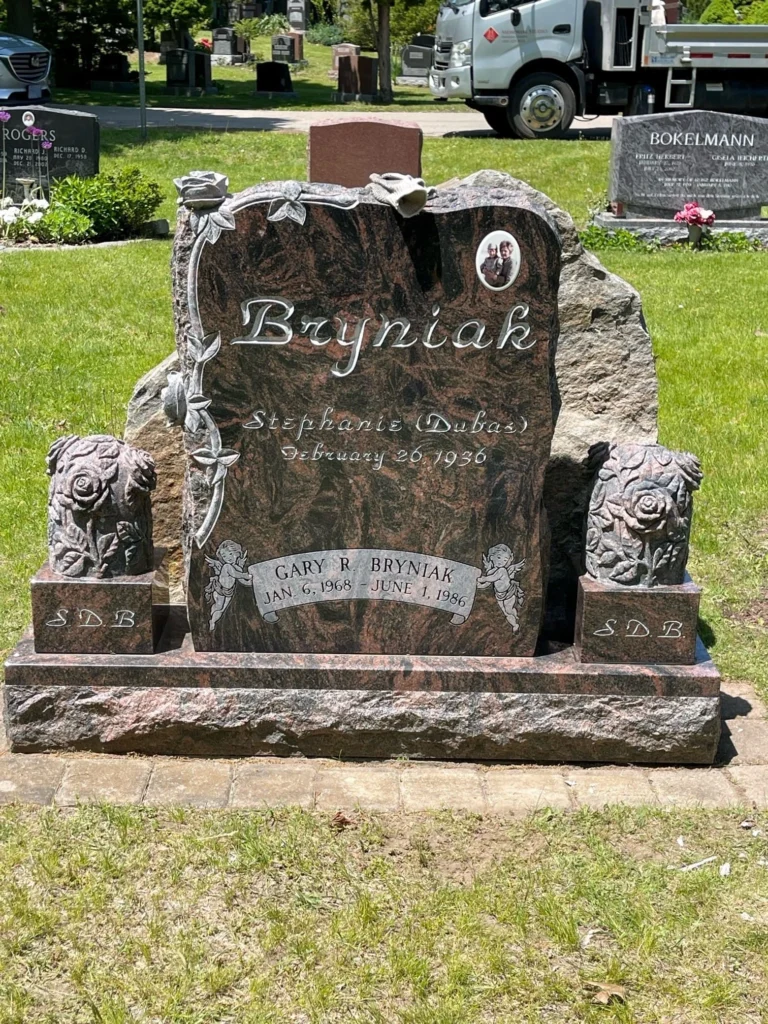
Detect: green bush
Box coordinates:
(234, 14, 291, 39)
(36, 206, 95, 245)
(306, 21, 344, 44)
(743, 0, 768, 21)
(701, 0, 738, 22)
(51, 168, 162, 242)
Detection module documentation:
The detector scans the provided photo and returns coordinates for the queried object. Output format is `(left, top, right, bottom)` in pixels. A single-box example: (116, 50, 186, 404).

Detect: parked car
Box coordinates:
(0, 32, 51, 104)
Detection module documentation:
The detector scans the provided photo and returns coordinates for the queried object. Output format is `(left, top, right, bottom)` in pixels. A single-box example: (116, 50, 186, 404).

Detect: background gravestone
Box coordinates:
(336, 54, 378, 101)
(0, 106, 99, 201)
(331, 42, 360, 76)
(256, 61, 294, 96)
(171, 179, 561, 657)
(271, 34, 302, 63)
(399, 44, 432, 82)
(287, 0, 306, 32)
(608, 110, 768, 218)
(308, 118, 422, 188)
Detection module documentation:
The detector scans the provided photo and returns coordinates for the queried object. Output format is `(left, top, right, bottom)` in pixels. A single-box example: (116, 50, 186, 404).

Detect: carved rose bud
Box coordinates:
(619, 480, 677, 536)
(173, 170, 228, 209)
(162, 371, 187, 426)
(60, 466, 110, 514)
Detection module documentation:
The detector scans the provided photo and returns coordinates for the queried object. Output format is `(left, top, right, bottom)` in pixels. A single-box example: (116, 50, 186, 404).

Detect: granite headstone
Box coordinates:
(609, 110, 768, 218)
(271, 34, 301, 63)
(287, 0, 306, 32)
(170, 174, 561, 657)
(0, 106, 99, 200)
(400, 44, 432, 79)
(308, 118, 422, 188)
(332, 42, 360, 73)
(256, 61, 294, 95)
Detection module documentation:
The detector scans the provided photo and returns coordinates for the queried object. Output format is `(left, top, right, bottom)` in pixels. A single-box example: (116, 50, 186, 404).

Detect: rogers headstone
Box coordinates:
(609, 110, 768, 218)
(170, 174, 560, 656)
(0, 105, 99, 201)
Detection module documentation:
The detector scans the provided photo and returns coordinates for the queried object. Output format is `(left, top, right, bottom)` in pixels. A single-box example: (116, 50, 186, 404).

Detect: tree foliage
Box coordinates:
(700, 0, 738, 22)
(33, 0, 135, 84)
(142, 0, 212, 34)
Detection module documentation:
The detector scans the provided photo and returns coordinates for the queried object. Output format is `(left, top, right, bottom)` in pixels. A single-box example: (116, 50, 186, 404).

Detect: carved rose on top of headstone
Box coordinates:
(585, 442, 702, 587)
(47, 434, 157, 578)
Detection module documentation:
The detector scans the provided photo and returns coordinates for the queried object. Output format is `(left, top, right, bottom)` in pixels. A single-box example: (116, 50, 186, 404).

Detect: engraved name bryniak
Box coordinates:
(231, 299, 533, 378)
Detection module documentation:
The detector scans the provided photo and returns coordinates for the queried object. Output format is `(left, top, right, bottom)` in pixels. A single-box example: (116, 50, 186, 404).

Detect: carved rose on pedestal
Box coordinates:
(585, 442, 702, 587)
(47, 435, 157, 578)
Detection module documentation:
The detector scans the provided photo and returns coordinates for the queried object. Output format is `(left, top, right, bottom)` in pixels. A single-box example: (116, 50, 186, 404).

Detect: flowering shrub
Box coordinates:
(0, 195, 50, 241)
(674, 202, 715, 227)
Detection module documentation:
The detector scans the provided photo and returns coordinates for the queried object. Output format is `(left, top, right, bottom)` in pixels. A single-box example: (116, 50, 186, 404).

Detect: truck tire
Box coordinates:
(508, 72, 576, 139)
(482, 108, 515, 137)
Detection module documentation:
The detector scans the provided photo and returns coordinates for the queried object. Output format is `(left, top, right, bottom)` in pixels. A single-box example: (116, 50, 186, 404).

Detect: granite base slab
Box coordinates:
(593, 212, 768, 245)
(3, 623, 721, 763)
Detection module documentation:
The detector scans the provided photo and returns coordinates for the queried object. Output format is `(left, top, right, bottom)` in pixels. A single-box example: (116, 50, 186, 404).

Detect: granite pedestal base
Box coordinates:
(3, 614, 721, 764)
(593, 212, 768, 245)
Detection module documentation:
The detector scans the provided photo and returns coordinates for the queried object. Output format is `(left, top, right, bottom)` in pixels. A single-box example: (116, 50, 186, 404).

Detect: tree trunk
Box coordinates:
(377, 0, 392, 103)
(6, 0, 35, 38)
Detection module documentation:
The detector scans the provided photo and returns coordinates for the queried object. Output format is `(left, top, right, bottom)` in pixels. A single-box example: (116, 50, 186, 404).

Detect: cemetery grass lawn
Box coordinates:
(2, 803, 768, 1022)
(52, 43, 468, 112)
(99, 128, 611, 227)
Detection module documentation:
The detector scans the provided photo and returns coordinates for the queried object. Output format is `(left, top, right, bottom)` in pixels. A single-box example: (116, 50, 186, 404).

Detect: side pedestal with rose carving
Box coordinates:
(3, 174, 722, 765)
(576, 442, 707, 668)
(27, 434, 165, 656)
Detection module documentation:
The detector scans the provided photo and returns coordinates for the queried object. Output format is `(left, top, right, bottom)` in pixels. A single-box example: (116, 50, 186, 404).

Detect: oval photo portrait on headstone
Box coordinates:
(476, 230, 521, 292)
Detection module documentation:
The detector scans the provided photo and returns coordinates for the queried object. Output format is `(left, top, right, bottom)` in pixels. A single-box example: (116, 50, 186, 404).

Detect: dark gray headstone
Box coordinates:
(287, 0, 306, 32)
(609, 110, 768, 218)
(401, 44, 432, 78)
(0, 106, 99, 201)
(271, 34, 298, 63)
(169, 175, 560, 657)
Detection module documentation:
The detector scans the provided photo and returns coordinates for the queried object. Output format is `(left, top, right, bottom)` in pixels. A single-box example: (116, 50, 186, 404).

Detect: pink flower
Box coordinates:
(41, 139, 52, 150)
(674, 202, 715, 227)
(0, 110, 10, 123)
(28, 126, 44, 137)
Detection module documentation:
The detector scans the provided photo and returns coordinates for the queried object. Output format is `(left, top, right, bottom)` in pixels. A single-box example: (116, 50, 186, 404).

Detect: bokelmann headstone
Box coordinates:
(609, 110, 768, 218)
(170, 173, 560, 657)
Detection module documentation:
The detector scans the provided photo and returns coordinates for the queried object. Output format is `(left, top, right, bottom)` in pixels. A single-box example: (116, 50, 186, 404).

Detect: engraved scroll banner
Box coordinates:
(248, 548, 481, 624)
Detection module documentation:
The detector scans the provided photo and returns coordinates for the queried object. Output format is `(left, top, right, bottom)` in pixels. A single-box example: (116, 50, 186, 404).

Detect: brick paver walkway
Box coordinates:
(2, 679, 768, 812)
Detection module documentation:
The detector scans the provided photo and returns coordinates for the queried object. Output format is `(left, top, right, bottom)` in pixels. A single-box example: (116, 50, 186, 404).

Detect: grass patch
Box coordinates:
(54, 43, 467, 112)
(97, 128, 610, 226)
(0, 805, 767, 1022)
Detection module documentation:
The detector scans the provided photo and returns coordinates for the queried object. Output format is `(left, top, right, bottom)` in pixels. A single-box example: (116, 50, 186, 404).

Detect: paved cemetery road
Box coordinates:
(52, 103, 614, 139)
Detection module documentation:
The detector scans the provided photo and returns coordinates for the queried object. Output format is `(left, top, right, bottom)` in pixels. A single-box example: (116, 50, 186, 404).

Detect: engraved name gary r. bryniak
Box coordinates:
(204, 545, 526, 632)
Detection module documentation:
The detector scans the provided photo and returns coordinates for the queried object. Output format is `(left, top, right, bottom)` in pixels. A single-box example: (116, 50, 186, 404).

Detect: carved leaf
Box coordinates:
(216, 448, 240, 468)
(58, 550, 92, 576)
(116, 520, 142, 544)
(585, 552, 600, 577)
(187, 334, 204, 363)
(211, 209, 236, 232)
(64, 522, 88, 552)
(192, 447, 219, 467)
(610, 559, 639, 584)
(598, 550, 620, 568)
(622, 447, 646, 470)
(201, 333, 221, 362)
(187, 394, 212, 411)
(97, 531, 119, 563)
(184, 409, 201, 433)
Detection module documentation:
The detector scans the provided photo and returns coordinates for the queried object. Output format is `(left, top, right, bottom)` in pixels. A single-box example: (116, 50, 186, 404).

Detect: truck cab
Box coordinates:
(430, 0, 768, 137)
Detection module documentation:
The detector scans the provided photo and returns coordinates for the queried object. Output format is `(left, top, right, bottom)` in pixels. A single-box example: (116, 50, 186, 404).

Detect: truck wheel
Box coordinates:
(482, 108, 515, 137)
(508, 73, 576, 139)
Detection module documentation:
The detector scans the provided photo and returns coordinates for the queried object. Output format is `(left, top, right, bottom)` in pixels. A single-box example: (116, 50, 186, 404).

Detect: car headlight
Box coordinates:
(448, 40, 472, 67)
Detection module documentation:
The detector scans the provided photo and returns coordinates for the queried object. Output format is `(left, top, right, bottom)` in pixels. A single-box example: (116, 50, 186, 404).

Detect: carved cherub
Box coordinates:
(204, 540, 251, 631)
(477, 543, 526, 632)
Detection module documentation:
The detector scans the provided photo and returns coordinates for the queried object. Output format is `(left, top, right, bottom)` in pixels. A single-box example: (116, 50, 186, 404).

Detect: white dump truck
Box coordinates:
(429, 0, 768, 137)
